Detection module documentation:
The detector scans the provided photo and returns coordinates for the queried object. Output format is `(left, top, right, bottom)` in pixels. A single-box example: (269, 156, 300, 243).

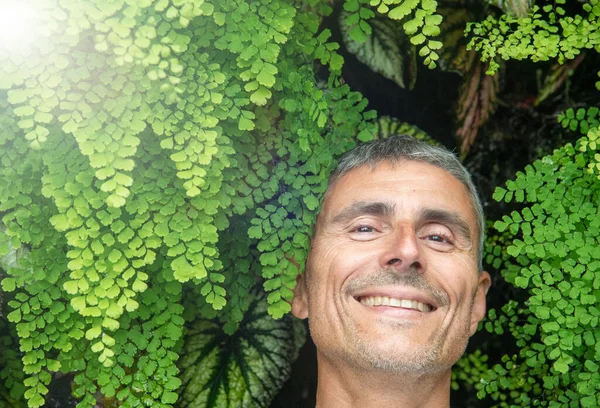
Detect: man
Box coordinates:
(291, 135, 491, 407)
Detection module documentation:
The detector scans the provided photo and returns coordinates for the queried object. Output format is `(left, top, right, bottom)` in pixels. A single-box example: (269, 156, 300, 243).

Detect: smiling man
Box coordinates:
(291, 135, 491, 407)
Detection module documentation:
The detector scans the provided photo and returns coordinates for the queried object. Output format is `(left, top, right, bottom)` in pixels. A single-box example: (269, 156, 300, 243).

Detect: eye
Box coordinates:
(347, 220, 385, 240)
(354, 225, 374, 233)
(419, 224, 455, 247)
(424, 232, 453, 245)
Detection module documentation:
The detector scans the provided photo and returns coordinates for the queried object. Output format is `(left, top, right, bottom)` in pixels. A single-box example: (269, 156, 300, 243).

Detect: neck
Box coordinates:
(314, 353, 452, 408)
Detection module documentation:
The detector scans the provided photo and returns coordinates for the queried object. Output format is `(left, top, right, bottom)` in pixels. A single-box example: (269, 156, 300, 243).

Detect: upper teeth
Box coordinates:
(359, 296, 433, 312)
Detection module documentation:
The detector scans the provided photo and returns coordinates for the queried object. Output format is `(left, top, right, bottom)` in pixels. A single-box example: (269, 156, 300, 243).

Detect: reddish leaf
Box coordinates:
(455, 59, 500, 155)
(535, 53, 585, 106)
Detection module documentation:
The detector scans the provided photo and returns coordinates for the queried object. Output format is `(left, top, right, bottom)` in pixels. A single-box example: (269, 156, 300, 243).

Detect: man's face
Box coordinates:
(292, 160, 491, 375)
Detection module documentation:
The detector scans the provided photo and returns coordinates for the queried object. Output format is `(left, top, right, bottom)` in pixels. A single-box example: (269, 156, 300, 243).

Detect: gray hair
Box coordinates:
(327, 134, 484, 271)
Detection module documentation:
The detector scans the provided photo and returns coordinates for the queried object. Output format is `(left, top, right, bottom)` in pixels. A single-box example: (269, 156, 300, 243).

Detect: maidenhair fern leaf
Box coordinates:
(480, 126, 600, 404)
(178, 293, 305, 408)
(0, 225, 30, 277)
(467, 1, 599, 74)
(342, 0, 375, 43)
(340, 11, 418, 89)
(0, 0, 439, 406)
(0, 315, 25, 406)
(558, 106, 600, 136)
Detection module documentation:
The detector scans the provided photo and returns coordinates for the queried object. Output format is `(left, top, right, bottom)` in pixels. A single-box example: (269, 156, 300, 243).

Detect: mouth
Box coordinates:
(355, 295, 436, 312)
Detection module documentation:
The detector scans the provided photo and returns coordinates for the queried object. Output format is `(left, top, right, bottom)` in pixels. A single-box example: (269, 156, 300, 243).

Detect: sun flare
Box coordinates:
(0, 2, 39, 50)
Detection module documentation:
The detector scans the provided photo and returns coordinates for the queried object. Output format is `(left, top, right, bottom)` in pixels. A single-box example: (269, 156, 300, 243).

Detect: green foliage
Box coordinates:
(436, 2, 478, 75)
(558, 106, 600, 136)
(0, 388, 25, 408)
(343, 0, 445, 69)
(341, 11, 418, 89)
(339, 1, 499, 154)
(452, 350, 490, 392)
(178, 293, 304, 407)
(478, 121, 600, 406)
(460, 3, 600, 405)
(0, 317, 26, 406)
(0, 0, 378, 406)
(466, 0, 600, 74)
(342, 0, 376, 43)
(373, 115, 439, 145)
(0, 0, 596, 406)
(483, 221, 521, 283)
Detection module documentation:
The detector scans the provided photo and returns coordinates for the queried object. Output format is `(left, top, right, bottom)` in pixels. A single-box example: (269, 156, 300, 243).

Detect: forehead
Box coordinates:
(321, 160, 475, 223)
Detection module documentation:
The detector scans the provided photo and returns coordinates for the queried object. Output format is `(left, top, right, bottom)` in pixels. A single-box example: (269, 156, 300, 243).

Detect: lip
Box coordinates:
(350, 287, 441, 311)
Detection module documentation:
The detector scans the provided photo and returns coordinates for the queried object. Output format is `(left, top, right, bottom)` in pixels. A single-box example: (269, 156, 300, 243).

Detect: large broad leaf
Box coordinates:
(374, 116, 440, 146)
(340, 11, 417, 89)
(436, 4, 478, 75)
(433, 2, 501, 154)
(456, 60, 500, 155)
(178, 293, 305, 408)
(485, 0, 531, 17)
(535, 54, 586, 106)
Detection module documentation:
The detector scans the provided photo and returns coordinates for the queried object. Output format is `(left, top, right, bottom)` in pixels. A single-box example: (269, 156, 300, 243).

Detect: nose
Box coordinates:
(380, 226, 425, 272)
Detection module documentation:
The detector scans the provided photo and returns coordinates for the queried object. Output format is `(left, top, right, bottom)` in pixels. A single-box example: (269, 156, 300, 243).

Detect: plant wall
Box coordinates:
(1, 0, 599, 407)
(0, 0, 441, 406)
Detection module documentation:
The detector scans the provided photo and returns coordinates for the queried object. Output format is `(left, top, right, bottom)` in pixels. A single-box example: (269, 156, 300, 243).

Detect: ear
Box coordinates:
(469, 271, 491, 336)
(291, 273, 309, 319)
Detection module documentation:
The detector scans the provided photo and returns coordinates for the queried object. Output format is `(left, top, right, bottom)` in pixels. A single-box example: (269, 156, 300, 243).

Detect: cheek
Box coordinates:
(432, 254, 479, 308)
(308, 236, 376, 281)
(305, 238, 376, 318)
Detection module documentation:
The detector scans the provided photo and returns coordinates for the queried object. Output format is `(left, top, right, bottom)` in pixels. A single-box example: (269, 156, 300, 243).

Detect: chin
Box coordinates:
(350, 336, 468, 376)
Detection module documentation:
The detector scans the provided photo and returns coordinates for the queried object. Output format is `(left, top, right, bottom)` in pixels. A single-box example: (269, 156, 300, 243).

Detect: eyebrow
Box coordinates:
(330, 201, 396, 225)
(418, 208, 472, 243)
(329, 203, 473, 242)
